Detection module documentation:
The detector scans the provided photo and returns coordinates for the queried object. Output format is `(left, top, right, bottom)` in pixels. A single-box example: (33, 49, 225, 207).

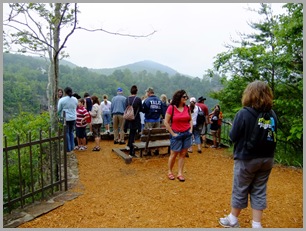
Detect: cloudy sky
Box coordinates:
(4, 3, 286, 77)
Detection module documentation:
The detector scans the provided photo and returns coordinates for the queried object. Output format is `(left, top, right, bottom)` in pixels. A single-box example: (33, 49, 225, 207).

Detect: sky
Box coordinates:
(3, 3, 287, 78)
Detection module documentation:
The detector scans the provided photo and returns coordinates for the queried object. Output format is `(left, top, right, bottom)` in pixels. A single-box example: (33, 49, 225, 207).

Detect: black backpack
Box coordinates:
(245, 107, 277, 153)
(196, 106, 205, 126)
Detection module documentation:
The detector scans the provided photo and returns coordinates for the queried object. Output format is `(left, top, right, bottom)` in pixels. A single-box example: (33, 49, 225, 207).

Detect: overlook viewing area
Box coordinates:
(3, 123, 303, 228)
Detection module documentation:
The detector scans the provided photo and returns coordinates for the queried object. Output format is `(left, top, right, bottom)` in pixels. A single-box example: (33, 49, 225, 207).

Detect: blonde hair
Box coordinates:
(242, 80, 273, 111)
(160, 94, 168, 103)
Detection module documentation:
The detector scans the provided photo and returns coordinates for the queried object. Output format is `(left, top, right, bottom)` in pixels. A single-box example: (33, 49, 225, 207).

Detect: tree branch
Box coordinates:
(75, 26, 157, 38)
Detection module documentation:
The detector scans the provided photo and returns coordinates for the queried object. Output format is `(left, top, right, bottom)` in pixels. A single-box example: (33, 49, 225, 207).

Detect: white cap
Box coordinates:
(190, 97, 196, 103)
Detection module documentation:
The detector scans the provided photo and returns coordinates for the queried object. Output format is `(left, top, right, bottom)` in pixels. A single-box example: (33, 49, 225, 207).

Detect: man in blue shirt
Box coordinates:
(142, 87, 162, 155)
(111, 87, 126, 144)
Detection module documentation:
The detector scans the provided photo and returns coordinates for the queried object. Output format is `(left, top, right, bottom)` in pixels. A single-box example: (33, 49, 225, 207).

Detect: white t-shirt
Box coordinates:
(100, 100, 111, 113)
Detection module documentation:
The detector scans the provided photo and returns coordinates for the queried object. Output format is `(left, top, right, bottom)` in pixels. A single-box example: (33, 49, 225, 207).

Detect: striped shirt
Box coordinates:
(76, 106, 90, 128)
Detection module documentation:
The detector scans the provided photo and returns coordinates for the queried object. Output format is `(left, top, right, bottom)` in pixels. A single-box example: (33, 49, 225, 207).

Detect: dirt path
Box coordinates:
(18, 139, 303, 228)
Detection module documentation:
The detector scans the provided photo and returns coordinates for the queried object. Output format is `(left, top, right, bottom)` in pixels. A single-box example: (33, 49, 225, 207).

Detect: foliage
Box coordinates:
(3, 53, 223, 123)
(211, 3, 303, 157)
(3, 112, 54, 212)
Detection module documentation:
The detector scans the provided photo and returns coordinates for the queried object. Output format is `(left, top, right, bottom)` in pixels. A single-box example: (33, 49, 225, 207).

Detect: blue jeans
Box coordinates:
(66, 120, 75, 152)
(192, 125, 201, 145)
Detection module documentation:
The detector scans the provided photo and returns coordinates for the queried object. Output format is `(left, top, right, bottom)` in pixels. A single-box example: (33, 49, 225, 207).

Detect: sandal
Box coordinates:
(177, 175, 185, 182)
(168, 173, 175, 180)
(92, 146, 100, 151)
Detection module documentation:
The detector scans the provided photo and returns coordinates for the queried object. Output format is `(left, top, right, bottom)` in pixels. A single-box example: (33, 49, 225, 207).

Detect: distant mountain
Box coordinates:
(88, 60, 179, 76)
(3, 53, 180, 77)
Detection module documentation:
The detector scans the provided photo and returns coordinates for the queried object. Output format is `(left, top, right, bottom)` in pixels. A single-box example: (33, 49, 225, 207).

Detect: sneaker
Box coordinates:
(87, 132, 93, 136)
(74, 146, 79, 150)
(219, 216, 240, 228)
(114, 140, 119, 144)
(210, 145, 217, 148)
(119, 141, 126, 145)
(79, 146, 85, 151)
(125, 146, 130, 150)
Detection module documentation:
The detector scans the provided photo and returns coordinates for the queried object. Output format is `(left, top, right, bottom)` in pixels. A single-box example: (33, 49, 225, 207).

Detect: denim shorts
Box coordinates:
(103, 111, 111, 125)
(170, 130, 193, 152)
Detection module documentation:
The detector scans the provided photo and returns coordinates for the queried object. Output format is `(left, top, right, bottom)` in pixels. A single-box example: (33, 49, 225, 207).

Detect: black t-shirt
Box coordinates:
(85, 97, 92, 112)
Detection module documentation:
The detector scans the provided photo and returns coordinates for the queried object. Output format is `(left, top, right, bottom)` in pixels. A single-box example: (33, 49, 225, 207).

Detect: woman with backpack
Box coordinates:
(124, 85, 142, 158)
(218, 80, 278, 228)
(187, 97, 202, 154)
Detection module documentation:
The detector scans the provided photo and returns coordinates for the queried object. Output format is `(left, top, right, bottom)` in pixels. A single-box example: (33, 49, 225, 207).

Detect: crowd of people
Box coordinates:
(57, 86, 224, 154)
(57, 80, 278, 228)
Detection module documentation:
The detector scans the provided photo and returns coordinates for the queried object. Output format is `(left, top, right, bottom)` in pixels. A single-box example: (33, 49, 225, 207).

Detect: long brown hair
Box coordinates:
(242, 80, 273, 111)
(103, 94, 108, 105)
(91, 95, 100, 105)
(171, 89, 187, 107)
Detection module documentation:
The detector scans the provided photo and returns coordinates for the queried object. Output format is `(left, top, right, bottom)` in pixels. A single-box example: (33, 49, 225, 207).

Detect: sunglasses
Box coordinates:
(182, 95, 189, 99)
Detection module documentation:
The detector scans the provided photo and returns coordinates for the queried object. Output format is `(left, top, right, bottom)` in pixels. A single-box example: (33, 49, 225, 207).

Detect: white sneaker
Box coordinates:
(87, 132, 93, 136)
(219, 216, 240, 228)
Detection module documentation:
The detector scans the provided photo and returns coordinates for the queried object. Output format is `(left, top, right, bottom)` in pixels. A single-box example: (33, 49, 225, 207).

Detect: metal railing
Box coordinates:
(206, 120, 302, 167)
(3, 124, 68, 213)
(206, 120, 232, 146)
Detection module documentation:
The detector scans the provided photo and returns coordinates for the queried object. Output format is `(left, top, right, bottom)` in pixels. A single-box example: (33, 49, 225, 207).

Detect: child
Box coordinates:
(210, 108, 220, 148)
(75, 98, 90, 151)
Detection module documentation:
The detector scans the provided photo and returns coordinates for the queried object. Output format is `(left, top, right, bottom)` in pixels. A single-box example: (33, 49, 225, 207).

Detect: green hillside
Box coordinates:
(3, 53, 222, 122)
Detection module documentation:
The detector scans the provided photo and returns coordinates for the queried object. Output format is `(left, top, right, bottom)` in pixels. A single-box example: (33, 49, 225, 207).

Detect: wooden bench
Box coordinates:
(133, 128, 170, 157)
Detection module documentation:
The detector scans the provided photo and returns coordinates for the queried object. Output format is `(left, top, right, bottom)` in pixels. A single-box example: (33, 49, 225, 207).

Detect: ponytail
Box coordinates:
(64, 87, 73, 97)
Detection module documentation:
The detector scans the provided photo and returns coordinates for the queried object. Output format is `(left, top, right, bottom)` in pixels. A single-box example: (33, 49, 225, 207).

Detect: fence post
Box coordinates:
(4, 136, 12, 213)
(63, 111, 68, 191)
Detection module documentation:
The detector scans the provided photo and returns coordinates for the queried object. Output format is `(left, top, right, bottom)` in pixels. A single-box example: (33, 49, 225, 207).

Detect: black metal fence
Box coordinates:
(206, 120, 232, 146)
(3, 125, 68, 213)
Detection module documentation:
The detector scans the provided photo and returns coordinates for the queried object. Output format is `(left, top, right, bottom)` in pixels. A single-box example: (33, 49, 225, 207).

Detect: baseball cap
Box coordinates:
(145, 87, 154, 93)
(117, 87, 123, 92)
(190, 97, 196, 103)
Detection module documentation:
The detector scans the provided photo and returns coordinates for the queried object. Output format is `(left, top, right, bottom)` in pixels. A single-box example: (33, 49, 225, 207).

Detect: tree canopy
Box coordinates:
(211, 3, 303, 150)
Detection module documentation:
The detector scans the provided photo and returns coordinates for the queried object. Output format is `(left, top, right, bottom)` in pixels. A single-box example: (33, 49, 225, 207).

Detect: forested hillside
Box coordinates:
(3, 53, 221, 122)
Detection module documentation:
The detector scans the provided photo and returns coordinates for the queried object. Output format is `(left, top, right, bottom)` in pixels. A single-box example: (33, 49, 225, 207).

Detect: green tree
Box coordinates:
(211, 3, 303, 152)
(4, 3, 79, 132)
(3, 3, 156, 132)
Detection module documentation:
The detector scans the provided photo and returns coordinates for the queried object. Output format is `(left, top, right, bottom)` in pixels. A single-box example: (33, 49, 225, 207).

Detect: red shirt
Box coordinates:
(196, 102, 209, 116)
(166, 105, 191, 132)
